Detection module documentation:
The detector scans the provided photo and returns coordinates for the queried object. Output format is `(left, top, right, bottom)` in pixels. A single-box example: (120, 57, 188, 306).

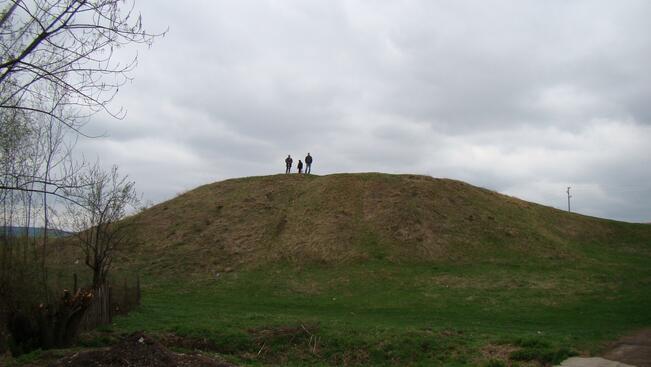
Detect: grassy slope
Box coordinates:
(117, 173, 648, 276)
(58, 173, 651, 366)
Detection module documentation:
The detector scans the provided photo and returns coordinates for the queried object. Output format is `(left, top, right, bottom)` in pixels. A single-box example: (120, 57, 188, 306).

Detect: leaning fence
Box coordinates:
(76, 274, 141, 331)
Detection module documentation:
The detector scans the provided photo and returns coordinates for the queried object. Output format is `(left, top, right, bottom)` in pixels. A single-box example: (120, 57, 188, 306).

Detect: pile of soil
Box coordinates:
(49, 332, 235, 367)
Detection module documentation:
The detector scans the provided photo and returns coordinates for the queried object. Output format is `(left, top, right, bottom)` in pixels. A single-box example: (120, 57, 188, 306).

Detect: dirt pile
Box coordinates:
(49, 332, 235, 367)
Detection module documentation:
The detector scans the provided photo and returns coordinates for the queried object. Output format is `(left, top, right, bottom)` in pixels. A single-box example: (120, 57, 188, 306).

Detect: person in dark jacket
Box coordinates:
(297, 160, 303, 174)
(285, 155, 293, 174)
(305, 153, 313, 174)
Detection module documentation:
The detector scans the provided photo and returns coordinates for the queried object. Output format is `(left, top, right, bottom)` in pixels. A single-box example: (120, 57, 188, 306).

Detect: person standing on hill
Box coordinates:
(297, 160, 303, 174)
(305, 153, 313, 174)
(285, 155, 293, 174)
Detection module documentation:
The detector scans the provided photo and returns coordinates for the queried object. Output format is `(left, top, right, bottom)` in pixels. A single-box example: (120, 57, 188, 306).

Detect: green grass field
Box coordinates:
(32, 174, 651, 366)
(108, 248, 651, 366)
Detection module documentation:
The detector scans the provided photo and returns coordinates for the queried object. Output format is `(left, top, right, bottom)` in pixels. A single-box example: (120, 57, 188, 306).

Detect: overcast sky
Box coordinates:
(80, 0, 651, 223)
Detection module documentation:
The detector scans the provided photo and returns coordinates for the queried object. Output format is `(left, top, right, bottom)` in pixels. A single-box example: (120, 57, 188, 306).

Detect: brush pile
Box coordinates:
(49, 332, 235, 367)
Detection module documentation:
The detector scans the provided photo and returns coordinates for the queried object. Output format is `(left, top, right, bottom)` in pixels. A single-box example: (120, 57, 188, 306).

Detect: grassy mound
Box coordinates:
(45, 173, 650, 366)
(117, 173, 650, 277)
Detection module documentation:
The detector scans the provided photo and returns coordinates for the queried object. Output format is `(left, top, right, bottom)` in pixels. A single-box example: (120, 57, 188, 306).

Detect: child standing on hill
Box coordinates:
(297, 160, 303, 174)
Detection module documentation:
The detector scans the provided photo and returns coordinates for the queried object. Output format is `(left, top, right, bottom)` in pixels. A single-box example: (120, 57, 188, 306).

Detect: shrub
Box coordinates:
(510, 346, 577, 364)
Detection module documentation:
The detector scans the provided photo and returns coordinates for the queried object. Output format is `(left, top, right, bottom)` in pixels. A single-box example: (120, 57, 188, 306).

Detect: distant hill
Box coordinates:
(1, 226, 71, 238)
(111, 173, 650, 277)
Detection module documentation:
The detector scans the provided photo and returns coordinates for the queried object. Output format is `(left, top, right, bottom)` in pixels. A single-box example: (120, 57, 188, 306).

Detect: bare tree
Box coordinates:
(0, 100, 79, 303)
(0, 1, 160, 353)
(0, 0, 163, 197)
(63, 163, 138, 288)
(1, 0, 162, 122)
(38, 106, 76, 297)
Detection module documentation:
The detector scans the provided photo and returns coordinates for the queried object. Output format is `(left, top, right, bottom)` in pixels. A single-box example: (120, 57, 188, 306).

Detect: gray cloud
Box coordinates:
(79, 0, 651, 222)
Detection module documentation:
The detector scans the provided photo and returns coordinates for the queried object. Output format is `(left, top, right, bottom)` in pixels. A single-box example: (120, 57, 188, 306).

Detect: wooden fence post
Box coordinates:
(136, 275, 141, 305)
(108, 284, 112, 324)
(123, 278, 129, 311)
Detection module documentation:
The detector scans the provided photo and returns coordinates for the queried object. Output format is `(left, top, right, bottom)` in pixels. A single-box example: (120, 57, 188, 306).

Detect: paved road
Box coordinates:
(558, 328, 651, 367)
(558, 357, 635, 367)
(602, 328, 651, 367)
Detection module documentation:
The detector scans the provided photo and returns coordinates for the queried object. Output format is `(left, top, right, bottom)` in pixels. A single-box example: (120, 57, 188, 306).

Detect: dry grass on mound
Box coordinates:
(49, 173, 651, 279)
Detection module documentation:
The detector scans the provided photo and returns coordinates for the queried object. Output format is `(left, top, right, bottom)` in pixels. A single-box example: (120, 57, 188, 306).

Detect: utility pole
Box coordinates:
(566, 186, 572, 213)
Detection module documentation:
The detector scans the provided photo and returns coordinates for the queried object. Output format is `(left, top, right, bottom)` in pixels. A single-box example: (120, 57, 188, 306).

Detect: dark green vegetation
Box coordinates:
(54, 174, 651, 366)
